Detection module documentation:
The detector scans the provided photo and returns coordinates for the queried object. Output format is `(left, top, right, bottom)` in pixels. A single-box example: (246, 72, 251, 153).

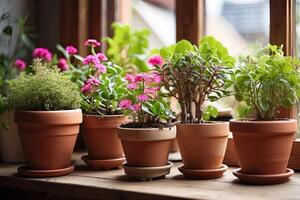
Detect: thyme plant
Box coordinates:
(155, 36, 235, 123)
(231, 44, 300, 120)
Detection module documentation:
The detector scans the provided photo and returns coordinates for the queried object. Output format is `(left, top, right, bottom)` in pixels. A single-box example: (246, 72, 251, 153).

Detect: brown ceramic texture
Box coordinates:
(170, 139, 179, 153)
(18, 165, 74, 178)
(118, 126, 176, 167)
(233, 168, 294, 185)
(81, 154, 125, 170)
(122, 161, 173, 180)
(15, 109, 82, 170)
(230, 119, 297, 175)
(176, 122, 229, 169)
(178, 164, 228, 179)
(82, 115, 127, 160)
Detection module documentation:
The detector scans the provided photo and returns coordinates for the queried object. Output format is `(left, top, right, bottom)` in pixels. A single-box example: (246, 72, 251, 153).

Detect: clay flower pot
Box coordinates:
(82, 115, 127, 169)
(176, 122, 229, 179)
(118, 126, 176, 167)
(14, 109, 82, 173)
(230, 119, 297, 175)
(118, 126, 176, 180)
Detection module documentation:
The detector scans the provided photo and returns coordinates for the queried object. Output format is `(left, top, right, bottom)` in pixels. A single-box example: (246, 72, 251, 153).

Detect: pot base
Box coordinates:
(178, 164, 228, 179)
(233, 168, 294, 185)
(81, 155, 125, 170)
(122, 161, 173, 181)
(18, 165, 74, 178)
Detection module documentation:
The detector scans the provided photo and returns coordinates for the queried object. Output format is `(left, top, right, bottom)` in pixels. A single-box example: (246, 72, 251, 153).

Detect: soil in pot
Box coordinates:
(230, 119, 297, 176)
(176, 122, 229, 179)
(15, 109, 82, 175)
(82, 115, 127, 169)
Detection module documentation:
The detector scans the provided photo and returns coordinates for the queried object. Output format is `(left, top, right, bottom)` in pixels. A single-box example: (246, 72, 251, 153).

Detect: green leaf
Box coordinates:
(174, 40, 194, 55)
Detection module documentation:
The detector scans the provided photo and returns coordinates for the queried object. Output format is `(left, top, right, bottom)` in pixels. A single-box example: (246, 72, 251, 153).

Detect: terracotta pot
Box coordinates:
(118, 126, 176, 167)
(15, 109, 82, 170)
(0, 111, 24, 163)
(170, 139, 179, 153)
(176, 122, 229, 169)
(82, 115, 127, 159)
(230, 119, 297, 175)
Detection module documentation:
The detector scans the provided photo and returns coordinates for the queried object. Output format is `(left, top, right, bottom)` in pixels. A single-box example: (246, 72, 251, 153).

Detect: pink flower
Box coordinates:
(119, 99, 132, 109)
(14, 59, 26, 70)
(125, 74, 135, 82)
(86, 77, 100, 86)
(127, 83, 137, 90)
(130, 104, 141, 111)
(84, 39, 101, 47)
(81, 83, 92, 94)
(95, 63, 107, 73)
(150, 72, 161, 83)
(134, 73, 147, 82)
(83, 55, 100, 66)
(137, 94, 148, 102)
(32, 48, 52, 61)
(148, 55, 163, 66)
(144, 87, 160, 94)
(57, 58, 69, 71)
(96, 53, 108, 61)
(66, 45, 78, 55)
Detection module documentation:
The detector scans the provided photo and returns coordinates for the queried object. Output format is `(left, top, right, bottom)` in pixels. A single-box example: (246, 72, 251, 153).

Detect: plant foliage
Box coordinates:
(155, 36, 235, 123)
(104, 23, 151, 73)
(7, 59, 81, 111)
(231, 44, 300, 120)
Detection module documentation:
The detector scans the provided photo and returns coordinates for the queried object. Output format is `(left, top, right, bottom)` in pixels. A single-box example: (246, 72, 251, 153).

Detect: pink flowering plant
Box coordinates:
(119, 71, 174, 128)
(57, 39, 127, 115)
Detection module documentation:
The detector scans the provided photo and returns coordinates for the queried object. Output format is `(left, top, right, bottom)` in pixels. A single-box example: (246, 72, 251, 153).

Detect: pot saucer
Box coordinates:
(81, 155, 125, 170)
(18, 165, 74, 178)
(122, 161, 173, 180)
(233, 168, 294, 185)
(178, 164, 228, 179)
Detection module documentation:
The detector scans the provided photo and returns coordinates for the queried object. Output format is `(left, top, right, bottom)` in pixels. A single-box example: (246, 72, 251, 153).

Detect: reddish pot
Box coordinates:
(176, 122, 229, 169)
(230, 119, 297, 175)
(118, 126, 176, 167)
(82, 115, 127, 159)
(15, 109, 82, 170)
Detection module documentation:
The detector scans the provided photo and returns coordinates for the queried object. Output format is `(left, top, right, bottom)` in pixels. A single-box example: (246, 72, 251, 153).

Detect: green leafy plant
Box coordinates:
(7, 59, 81, 111)
(231, 44, 300, 120)
(154, 36, 235, 123)
(104, 23, 151, 73)
(57, 39, 128, 115)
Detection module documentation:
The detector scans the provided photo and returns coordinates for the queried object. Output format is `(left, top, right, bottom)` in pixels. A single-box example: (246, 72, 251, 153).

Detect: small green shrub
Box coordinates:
(231, 44, 300, 120)
(7, 59, 82, 111)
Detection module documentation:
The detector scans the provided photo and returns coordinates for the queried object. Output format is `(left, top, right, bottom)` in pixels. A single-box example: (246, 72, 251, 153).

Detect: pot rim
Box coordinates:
(118, 125, 175, 131)
(230, 118, 297, 124)
(175, 121, 229, 126)
(15, 108, 82, 113)
(83, 114, 124, 118)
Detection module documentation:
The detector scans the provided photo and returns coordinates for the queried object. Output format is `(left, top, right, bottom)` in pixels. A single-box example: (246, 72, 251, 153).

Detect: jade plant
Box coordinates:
(154, 36, 235, 123)
(57, 39, 127, 115)
(119, 59, 174, 128)
(104, 23, 151, 73)
(231, 44, 300, 120)
(7, 59, 81, 111)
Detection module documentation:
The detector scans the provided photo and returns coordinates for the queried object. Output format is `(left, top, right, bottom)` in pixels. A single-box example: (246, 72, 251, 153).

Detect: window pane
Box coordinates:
(205, 0, 269, 56)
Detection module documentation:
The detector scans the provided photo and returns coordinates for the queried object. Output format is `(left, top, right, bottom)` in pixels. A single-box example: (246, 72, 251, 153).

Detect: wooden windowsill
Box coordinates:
(0, 153, 300, 200)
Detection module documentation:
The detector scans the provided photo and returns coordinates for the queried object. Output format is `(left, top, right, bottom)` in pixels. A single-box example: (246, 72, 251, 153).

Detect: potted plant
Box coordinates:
(230, 44, 300, 184)
(117, 69, 176, 180)
(7, 59, 82, 177)
(58, 39, 128, 170)
(154, 37, 235, 179)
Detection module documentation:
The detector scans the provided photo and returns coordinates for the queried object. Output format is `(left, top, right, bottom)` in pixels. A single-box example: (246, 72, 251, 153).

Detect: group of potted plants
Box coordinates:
(2, 26, 299, 184)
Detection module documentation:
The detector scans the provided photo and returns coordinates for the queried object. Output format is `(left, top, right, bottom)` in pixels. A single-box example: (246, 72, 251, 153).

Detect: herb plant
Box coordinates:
(104, 23, 151, 73)
(119, 71, 174, 128)
(57, 39, 127, 115)
(154, 36, 235, 123)
(231, 44, 300, 120)
(7, 59, 81, 111)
